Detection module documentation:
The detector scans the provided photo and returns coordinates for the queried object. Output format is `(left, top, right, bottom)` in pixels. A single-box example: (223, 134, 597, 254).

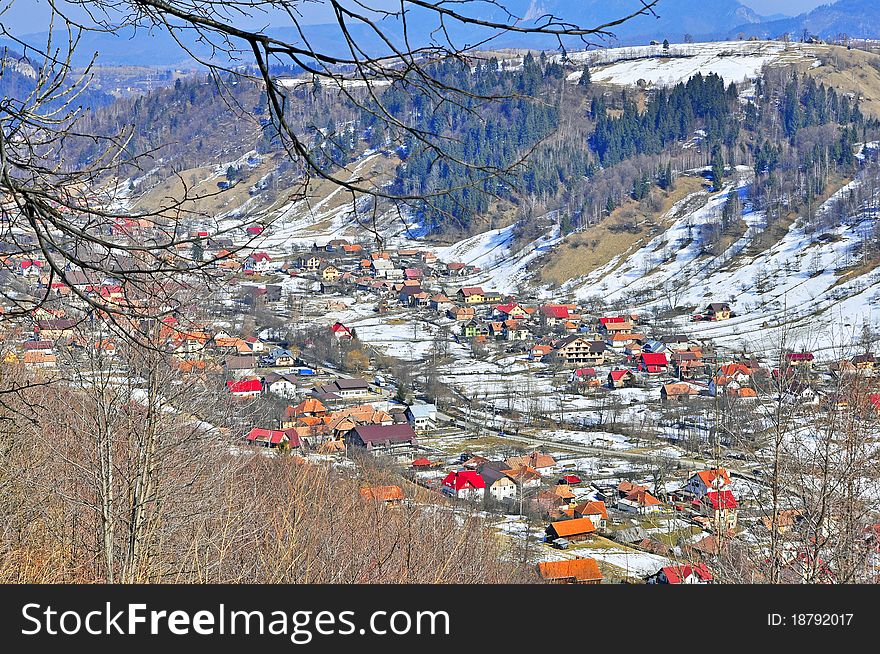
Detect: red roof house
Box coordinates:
(652, 563, 713, 584)
(226, 378, 263, 395)
(245, 428, 287, 446)
(638, 352, 669, 373)
(441, 470, 486, 499)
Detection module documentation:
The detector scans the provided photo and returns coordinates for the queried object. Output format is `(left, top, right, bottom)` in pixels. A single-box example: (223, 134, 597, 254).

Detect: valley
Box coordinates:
(4, 23, 880, 587)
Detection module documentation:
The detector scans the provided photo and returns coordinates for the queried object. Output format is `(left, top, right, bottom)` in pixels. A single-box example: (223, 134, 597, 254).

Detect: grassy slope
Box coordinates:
(805, 45, 880, 120)
(539, 176, 706, 286)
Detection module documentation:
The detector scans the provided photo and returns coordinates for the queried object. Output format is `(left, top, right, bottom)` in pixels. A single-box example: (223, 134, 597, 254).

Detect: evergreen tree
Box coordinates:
(711, 144, 725, 192)
(578, 64, 591, 87)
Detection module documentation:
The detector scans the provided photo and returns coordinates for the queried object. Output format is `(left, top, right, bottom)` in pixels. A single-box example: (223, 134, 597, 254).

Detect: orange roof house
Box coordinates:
(502, 465, 541, 485)
(546, 517, 596, 541)
(696, 468, 731, 488)
(576, 500, 609, 522)
(287, 398, 328, 418)
(506, 452, 556, 470)
(359, 485, 404, 503)
(554, 485, 575, 501)
(536, 558, 602, 584)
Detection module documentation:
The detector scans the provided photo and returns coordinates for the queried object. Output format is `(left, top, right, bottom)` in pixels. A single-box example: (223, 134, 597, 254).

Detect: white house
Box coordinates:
(479, 468, 517, 502)
(683, 469, 731, 499)
(441, 470, 486, 501)
(405, 403, 437, 431)
(263, 373, 300, 399)
(245, 252, 273, 273)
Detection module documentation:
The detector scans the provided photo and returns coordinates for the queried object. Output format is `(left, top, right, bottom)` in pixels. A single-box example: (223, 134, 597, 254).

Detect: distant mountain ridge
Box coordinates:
(3, 1, 776, 67)
(729, 0, 880, 40)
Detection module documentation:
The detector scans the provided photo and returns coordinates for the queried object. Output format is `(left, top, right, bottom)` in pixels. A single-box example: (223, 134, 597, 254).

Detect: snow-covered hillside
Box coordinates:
(564, 40, 820, 87)
(562, 168, 880, 357)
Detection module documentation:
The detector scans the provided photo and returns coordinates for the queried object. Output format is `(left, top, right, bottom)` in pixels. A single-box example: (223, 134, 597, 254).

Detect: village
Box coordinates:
(3, 216, 879, 586)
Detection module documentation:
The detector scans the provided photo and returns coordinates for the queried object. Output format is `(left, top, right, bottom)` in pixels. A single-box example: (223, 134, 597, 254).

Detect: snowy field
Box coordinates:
(563, 40, 818, 87)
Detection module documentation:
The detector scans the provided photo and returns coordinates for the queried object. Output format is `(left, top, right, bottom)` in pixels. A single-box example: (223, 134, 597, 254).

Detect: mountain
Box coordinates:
(729, 0, 880, 40)
(3, 1, 773, 68)
(0, 48, 115, 109)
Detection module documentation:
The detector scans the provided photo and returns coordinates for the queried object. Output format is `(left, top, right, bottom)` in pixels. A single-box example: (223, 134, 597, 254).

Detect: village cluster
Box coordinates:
(3, 226, 880, 585)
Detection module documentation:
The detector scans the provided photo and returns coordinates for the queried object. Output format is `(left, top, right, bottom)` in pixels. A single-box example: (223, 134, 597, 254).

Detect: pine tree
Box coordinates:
(711, 144, 725, 192)
(578, 64, 591, 87)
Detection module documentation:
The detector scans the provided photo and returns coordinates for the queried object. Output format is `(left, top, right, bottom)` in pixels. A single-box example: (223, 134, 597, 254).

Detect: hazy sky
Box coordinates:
(0, 0, 838, 36)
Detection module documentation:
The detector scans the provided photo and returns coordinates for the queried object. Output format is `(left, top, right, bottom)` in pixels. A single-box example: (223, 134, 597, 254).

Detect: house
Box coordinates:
(607, 369, 636, 389)
(245, 252, 273, 273)
(405, 403, 437, 431)
(641, 339, 666, 354)
(546, 517, 596, 542)
(683, 469, 731, 499)
(704, 303, 732, 321)
(244, 428, 295, 448)
(607, 332, 645, 350)
(786, 351, 815, 368)
(575, 501, 609, 532)
(661, 382, 699, 402)
(671, 351, 709, 379)
(552, 336, 606, 367)
(346, 423, 417, 451)
(263, 372, 303, 398)
(19, 259, 43, 276)
(479, 467, 517, 502)
(851, 353, 876, 371)
(448, 306, 476, 321)
(506, 452, 556, 471)
(262, 347, 296, 367)
(554, 484, 575, 504)
(536, 558, 602, 584)
(461, 319, 489, 339)
(718, 363, 752, 381)
(319, 263, 341, 282)
(530, 344, 554, 362)
(569, 367, 599, 392)
(696, 490, 738, 531)
(314, 378, 372, 398)
(762, 509, 806, 535)
(370, 258, 395, 278)
(493, 303, 529, 321)
(226, 378, 263, 397)
(287, 398, 328, 419)
(456, 287, 485, 304)
(598, 319, 634, 336)
(502, 465, 542, 489)
(638, 352, 668, 374)
(22, 340, 54, 353)
(325, 238, 350, 252)
(647, 563, 713, 584)
(23, 351, 57, 368)
(441, 470, 486, 500)
(330, 322, 355, 340)
(445, 262, 468, 276)
(359, 485, 404, 504)
(429, 294, 453, 312)
(539, 304, 571, 326)
(224, 354, 258, 371)
(617, 488, 662, 514)
(501, 320, 529, 341)
(662, 334, 693, 351)
(36, 319, 77, 341)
